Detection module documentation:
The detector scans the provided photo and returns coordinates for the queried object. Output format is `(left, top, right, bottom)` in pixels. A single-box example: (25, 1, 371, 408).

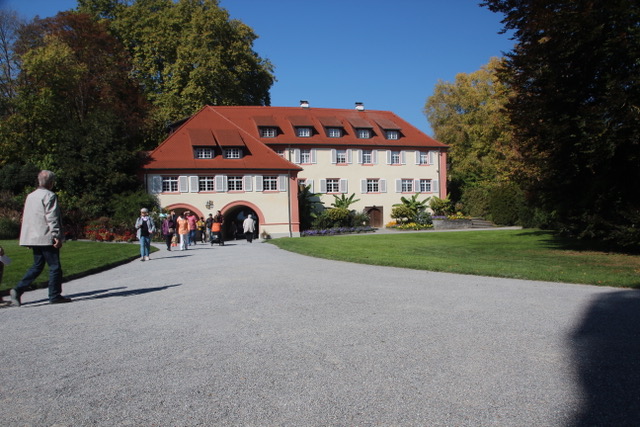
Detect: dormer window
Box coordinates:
(386, 130, 399, 140)
(357, 128, 371, 139)
(260, 127, 277, 138)
(296, 127, 312, 138)
(224, 148, 242, 159)
(194, 147, 214, 159)
(327, 127, 342, 138)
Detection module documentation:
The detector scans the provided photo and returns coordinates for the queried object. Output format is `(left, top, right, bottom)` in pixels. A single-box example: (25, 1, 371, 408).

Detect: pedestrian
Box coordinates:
(135, 208, 156, 261)
(197, 216, 206, 243)
(243, 214, 256, 243)
(212, 210, 224, 246)
(187, 211, 197, 245)
(10, 170, 71, 306)
(177, 212, 189, 251)
(205, 213, 213, 243)
(161, 214, 175, 251)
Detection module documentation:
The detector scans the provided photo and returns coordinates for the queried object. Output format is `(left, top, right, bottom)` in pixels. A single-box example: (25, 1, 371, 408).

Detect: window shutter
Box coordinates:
(361, 179, 367, 193)
(189, 176, 199, 192)
(256, 176, 264, 192)
(215, 175, 227, 192)
(400, 151, 406, 165)
(339, 179, 348, 193)
(357, 150, 363, 164)
(278, 175, 287, 191)
(415, 151, 421, 165)
(319, 179, 327, 193)
(331, 149, 337, 164)
(386, 150, 392, 165)
(306, 179, 314, 193)
(179, 176, 189, 193)
(429, 151, 436, 165)
(311, 149, 317, 164)
(244, 175, 253, 192)
(149, 175, 162, 194)
(380, 179, 387, 193)
(372, 150, 378, 165)
(432, 180, 439, 193)
(395, 179, 402, 193)
(414, 180, 420, 192)
(346, 149, 352, 164)
(293, 149, 301, 164)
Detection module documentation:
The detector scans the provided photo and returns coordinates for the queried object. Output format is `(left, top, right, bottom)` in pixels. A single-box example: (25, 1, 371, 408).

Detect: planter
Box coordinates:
(432, 219, 472, 230)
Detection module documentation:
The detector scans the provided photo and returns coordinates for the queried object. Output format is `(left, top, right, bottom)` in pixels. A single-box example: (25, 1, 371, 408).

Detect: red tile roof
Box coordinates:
(143, 105, 446, 172)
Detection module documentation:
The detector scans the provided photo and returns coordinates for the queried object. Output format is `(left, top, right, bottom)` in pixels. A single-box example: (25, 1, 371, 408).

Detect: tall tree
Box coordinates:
(424, 57, 516, 199)
(80, 0, 275, 133)
(482, 0, 640, 247)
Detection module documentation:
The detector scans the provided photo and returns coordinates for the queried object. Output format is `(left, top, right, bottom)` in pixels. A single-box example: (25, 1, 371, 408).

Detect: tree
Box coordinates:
(482, 0, 640, 247)
(80, 0, 275, 133)
(331, 193, 360, 209)
(424, 57, 516, 201)
(393, 193, 431, 222)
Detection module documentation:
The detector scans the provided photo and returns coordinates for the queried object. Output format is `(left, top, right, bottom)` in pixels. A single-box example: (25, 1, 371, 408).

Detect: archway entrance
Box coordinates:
(365, 206, 383, 228)
(223, 205, 259, 241)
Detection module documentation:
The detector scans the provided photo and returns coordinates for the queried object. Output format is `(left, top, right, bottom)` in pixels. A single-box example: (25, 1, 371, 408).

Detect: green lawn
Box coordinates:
(269, 229, 640, 288)
(0, 240, 148, 292)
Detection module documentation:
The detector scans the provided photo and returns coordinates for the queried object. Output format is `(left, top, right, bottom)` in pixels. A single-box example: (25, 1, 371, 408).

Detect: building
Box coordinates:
(142, 102, 448, 239)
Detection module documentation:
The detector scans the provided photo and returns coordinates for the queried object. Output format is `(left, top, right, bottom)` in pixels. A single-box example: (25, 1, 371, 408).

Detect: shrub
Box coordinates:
(429, 196, 453, 216)
(0, 217, 20, 239)
(312, 208, 351, 229)
(390, 205, 414, 224)
(488, 182, 525, 226)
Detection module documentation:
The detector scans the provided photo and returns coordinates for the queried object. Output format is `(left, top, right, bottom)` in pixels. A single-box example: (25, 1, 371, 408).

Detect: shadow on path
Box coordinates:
(19, 284, 182, 306)
(569, 290, 640, 425)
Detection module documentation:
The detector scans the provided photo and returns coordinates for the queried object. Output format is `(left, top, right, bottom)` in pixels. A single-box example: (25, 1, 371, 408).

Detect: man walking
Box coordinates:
(243, 214, 256, 243)
(11, 170, 71, 306)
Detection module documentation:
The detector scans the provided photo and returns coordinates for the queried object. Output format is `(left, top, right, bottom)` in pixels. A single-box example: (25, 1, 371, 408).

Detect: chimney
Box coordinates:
(355, 102, 365, 111)
(300, 100, 310, 109)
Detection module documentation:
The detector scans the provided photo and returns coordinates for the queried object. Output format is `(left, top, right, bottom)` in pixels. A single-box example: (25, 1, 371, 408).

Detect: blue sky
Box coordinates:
(1, 0, 514, 135)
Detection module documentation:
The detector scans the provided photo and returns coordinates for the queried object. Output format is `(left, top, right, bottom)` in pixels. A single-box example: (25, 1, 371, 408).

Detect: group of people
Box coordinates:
(5, 169, 260, 307)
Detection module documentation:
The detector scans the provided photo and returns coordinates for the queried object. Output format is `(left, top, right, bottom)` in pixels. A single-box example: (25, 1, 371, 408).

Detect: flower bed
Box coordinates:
(301, 226, 376, 237)
(84, 224, 136, 242)
(386, 221, 433, 231)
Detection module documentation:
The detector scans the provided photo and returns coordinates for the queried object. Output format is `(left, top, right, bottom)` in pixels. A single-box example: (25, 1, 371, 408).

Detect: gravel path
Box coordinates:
(1, 239, 639, 426)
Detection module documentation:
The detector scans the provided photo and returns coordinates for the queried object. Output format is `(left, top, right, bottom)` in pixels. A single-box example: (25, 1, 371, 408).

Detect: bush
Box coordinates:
(488, 182, 525, 226)
(312, 208, 351, 229)
(0, 217, 20, 239)
(460, 186, 491, 218)
(390, 205, 414, 224)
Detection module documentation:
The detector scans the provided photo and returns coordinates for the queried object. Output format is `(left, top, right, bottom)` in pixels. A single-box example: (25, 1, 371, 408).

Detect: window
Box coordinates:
(362, 150, 373, 164)
(297, 127, 312, 137)
(419, 179, 432, 192)
(263, 175, 278, 191)
(228, 176, 243, 191)
(385, 130, 399, 140)
(367, 179, 379, 193)
(391, 151, 401, 165)
(224, 148, 242, 159)
(300, 149, 312, 164)
(162, 176, 178, 192)
(326, 178, 340, 193)
(419, 151, 430, 165)
(194, 147, 214, 159)
(260, 127, 277, 138)
(327, 127, 342, 138)
(357, 128, 371, 139)
(199, 176, 215, 192)
(401, 179, 414, 192)
(275, 149, 285, 158)
(336, 149, 347, 164)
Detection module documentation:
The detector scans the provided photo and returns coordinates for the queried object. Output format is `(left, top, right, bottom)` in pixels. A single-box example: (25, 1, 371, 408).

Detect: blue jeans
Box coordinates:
(139, 236, 151, 257)
(189, 230, 196, 245)
(14, 246, 63, 301)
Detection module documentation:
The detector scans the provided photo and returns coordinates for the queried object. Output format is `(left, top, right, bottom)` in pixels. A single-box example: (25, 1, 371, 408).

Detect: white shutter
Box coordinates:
(361, 179, 367, 193)
(255, 176, 264, 192)
(149, 175, 162, 194)
(310, 149, 317, 164)
(372, 150, 378, 165)
(380, 179, 387, 193)
(429, 151, 436, 165)
(244, 175, 253, 192)
(331, 149, 337, 164)
(278, 175, 287, 191)
(357, 150, 363, 164)
(293, 149, 301, 164)
(189, 176, 199, 193)
(400, 151, 406, 165)
(306, 179, 314, 193)
(346, 149, 352, 164)
(215, 175, 227, 192)
(386, 150, 392, 164)
(432, 180, 439, 193)
(179, 176, 189, 193)
(395, 179, 402, 193)
(415, 180, 420, 192)
(339, 179, 348, 193)
(415, 151, 421, 165)
(319, 179, 327, 193)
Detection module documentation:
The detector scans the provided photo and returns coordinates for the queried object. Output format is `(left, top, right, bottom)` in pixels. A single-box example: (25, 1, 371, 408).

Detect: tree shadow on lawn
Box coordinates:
(569, 290, 640, 425)
(515, 229, 638, 254)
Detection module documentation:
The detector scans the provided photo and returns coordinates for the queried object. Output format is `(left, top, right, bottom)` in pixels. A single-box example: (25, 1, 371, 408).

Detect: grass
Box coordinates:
(0, 240, 150, 293)
(269, 229, 640, 288)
